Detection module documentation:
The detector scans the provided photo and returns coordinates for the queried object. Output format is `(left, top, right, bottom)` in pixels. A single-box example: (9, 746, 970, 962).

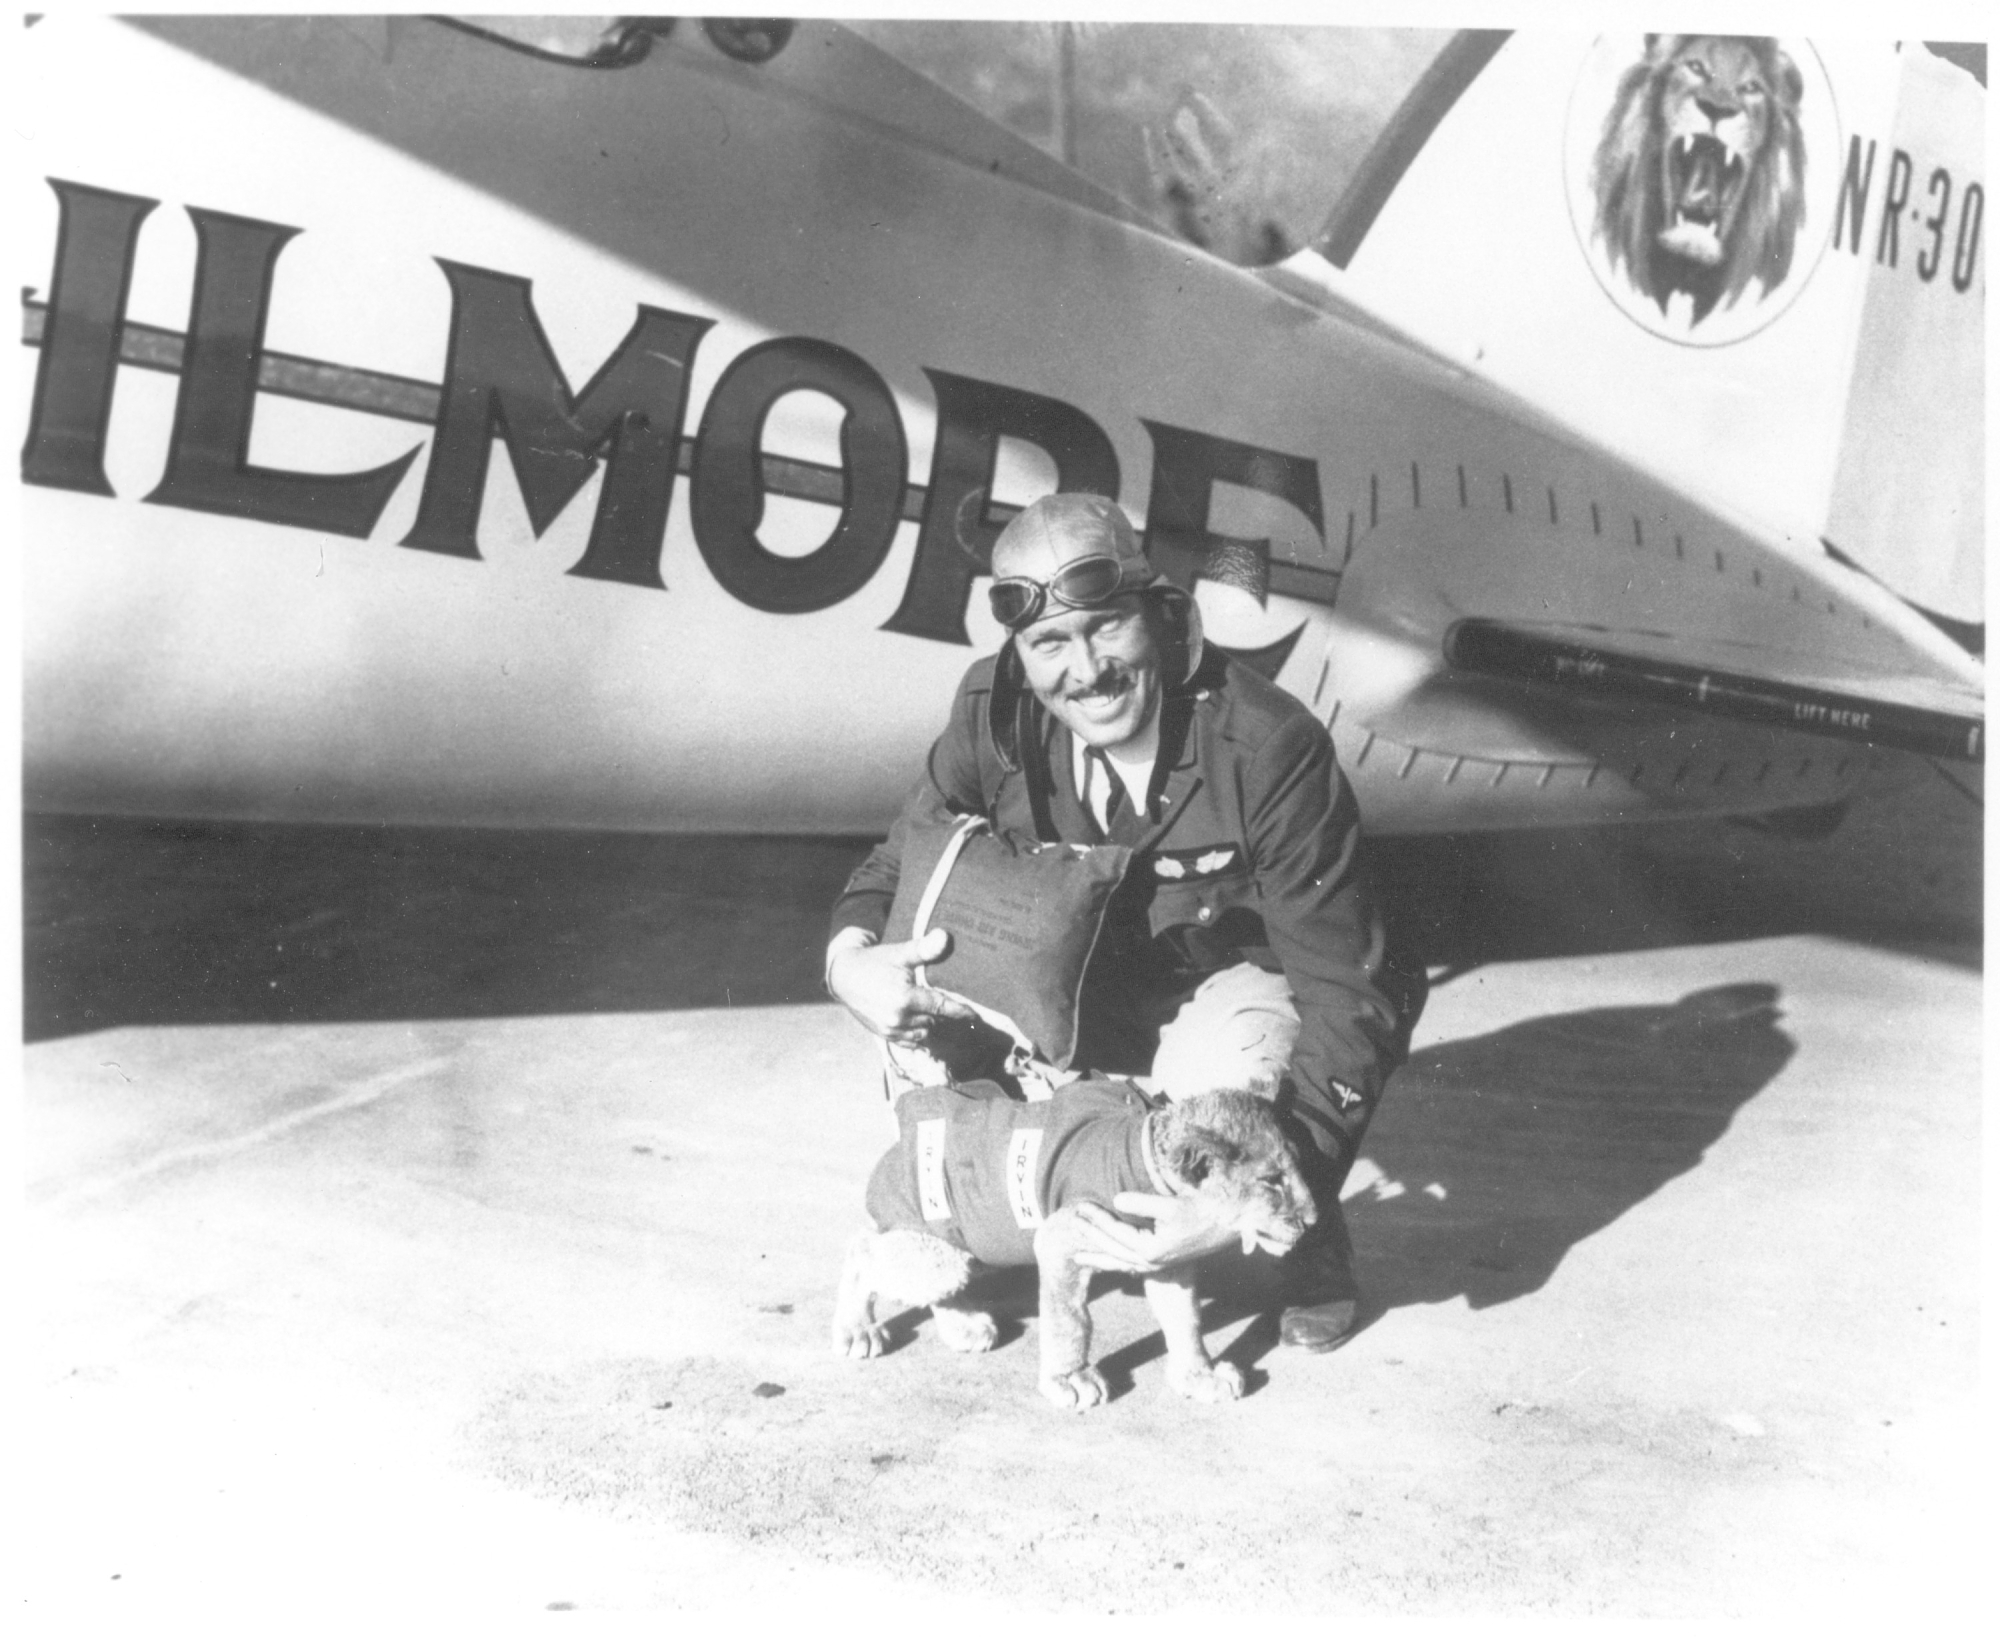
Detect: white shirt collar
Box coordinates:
(1070, 713, 1159, 828)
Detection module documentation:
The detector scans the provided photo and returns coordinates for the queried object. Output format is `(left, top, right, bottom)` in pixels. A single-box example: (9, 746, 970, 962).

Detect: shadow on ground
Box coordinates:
(22, 815, 871, 1040)
(21, 756, 1978, 1044)
(1062, 982, 1796, 1385)
(897, 979, 1791, 1394)
(1347, 981, 1795, 1315)
(1369, 781, 1980, 981)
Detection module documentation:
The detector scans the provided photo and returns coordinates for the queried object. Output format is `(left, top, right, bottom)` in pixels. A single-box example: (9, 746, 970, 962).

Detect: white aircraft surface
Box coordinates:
(17, 16, 1986, 1621)
(18, 15, 1984, 837)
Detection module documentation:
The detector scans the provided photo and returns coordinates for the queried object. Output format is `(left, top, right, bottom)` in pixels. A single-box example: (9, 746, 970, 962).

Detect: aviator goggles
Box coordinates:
(987, 555, 1147, 631)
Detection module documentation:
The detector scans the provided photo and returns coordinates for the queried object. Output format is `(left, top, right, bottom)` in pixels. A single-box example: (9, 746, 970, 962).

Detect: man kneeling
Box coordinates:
(827, 493, 1425, 1350)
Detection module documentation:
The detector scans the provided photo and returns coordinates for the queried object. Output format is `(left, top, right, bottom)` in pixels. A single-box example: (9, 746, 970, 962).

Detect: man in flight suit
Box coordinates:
(826, 492, 1422, 1349)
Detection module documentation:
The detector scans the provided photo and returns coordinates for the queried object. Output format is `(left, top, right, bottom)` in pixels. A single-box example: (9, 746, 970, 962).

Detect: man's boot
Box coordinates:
(1278, 1193, 1359, 1351)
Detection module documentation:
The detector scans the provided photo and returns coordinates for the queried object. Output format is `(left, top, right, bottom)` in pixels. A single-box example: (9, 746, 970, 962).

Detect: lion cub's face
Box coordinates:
(1655, 37, 1795, 267)
(1155, 1090, 1319, 1256)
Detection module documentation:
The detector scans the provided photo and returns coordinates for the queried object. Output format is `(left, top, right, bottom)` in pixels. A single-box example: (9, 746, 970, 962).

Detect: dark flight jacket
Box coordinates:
(832, 647, 1423, 1175)
(867, 1077, 1155, 1266)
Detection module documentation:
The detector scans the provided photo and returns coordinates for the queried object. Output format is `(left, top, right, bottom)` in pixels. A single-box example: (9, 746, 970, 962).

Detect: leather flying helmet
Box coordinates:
(985, 493, 1204, 770)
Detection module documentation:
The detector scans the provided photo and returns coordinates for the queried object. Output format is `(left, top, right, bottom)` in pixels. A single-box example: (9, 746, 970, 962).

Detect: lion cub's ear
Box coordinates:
(1158, 1103, 1245, 1188)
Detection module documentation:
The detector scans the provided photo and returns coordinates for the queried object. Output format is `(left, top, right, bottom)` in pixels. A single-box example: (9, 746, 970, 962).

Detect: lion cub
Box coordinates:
(832, 1077, 1316, 1409)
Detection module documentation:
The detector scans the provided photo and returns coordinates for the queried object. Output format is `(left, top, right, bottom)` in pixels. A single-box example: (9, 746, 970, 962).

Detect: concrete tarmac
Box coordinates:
(17, 760, 1987, 1621)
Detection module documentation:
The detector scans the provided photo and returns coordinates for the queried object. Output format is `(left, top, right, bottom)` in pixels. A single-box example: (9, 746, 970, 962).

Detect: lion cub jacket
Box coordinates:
(867, 1077, 1157, 1267)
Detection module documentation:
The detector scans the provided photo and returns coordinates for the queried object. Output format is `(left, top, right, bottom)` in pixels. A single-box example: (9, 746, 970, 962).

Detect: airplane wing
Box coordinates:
(15, 14, 1983, 838)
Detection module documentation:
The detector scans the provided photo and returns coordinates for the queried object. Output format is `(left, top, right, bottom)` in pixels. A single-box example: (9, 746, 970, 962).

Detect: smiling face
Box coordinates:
(1012, 595, 1164, 751)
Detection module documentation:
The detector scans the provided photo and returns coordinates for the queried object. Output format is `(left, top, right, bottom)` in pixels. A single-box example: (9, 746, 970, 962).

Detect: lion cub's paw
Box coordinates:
(1039, 1366, 1110, 1411)
(831, 1321, 890, 1361)
(931, 1305, 1000, 1353)
(1166, 1358, 1245, 1403)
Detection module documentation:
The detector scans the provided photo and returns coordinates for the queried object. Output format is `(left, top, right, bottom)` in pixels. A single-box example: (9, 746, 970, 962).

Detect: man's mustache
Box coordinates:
(1065, 668, 1136, 702)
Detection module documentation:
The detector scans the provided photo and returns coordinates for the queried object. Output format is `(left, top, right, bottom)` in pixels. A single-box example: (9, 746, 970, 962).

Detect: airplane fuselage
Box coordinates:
(17, 16, 1979, 835)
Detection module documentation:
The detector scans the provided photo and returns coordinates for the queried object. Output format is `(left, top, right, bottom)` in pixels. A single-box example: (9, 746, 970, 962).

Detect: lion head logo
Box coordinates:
(1590, 35, 1808, 326)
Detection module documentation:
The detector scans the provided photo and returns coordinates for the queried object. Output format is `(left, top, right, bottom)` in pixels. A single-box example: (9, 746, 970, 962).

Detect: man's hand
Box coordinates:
(825, 926, 977, 1045)
(1066, 1192, 1245, 1275)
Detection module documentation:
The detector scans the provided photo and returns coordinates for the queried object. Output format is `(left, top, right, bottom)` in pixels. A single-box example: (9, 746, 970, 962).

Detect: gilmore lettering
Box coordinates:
(1138, 421, 1325, 595)
(690, 336, 906, 615)
(23, 180, 1335, 644)
(148, 207, 420, 536)
(882, 369, 1119, 646)
(20, 180, 157, 496)
(402, 259, 711, 589)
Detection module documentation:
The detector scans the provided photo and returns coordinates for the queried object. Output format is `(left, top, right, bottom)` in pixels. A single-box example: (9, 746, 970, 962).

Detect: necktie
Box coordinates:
(1087, 747, 1124, 829)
